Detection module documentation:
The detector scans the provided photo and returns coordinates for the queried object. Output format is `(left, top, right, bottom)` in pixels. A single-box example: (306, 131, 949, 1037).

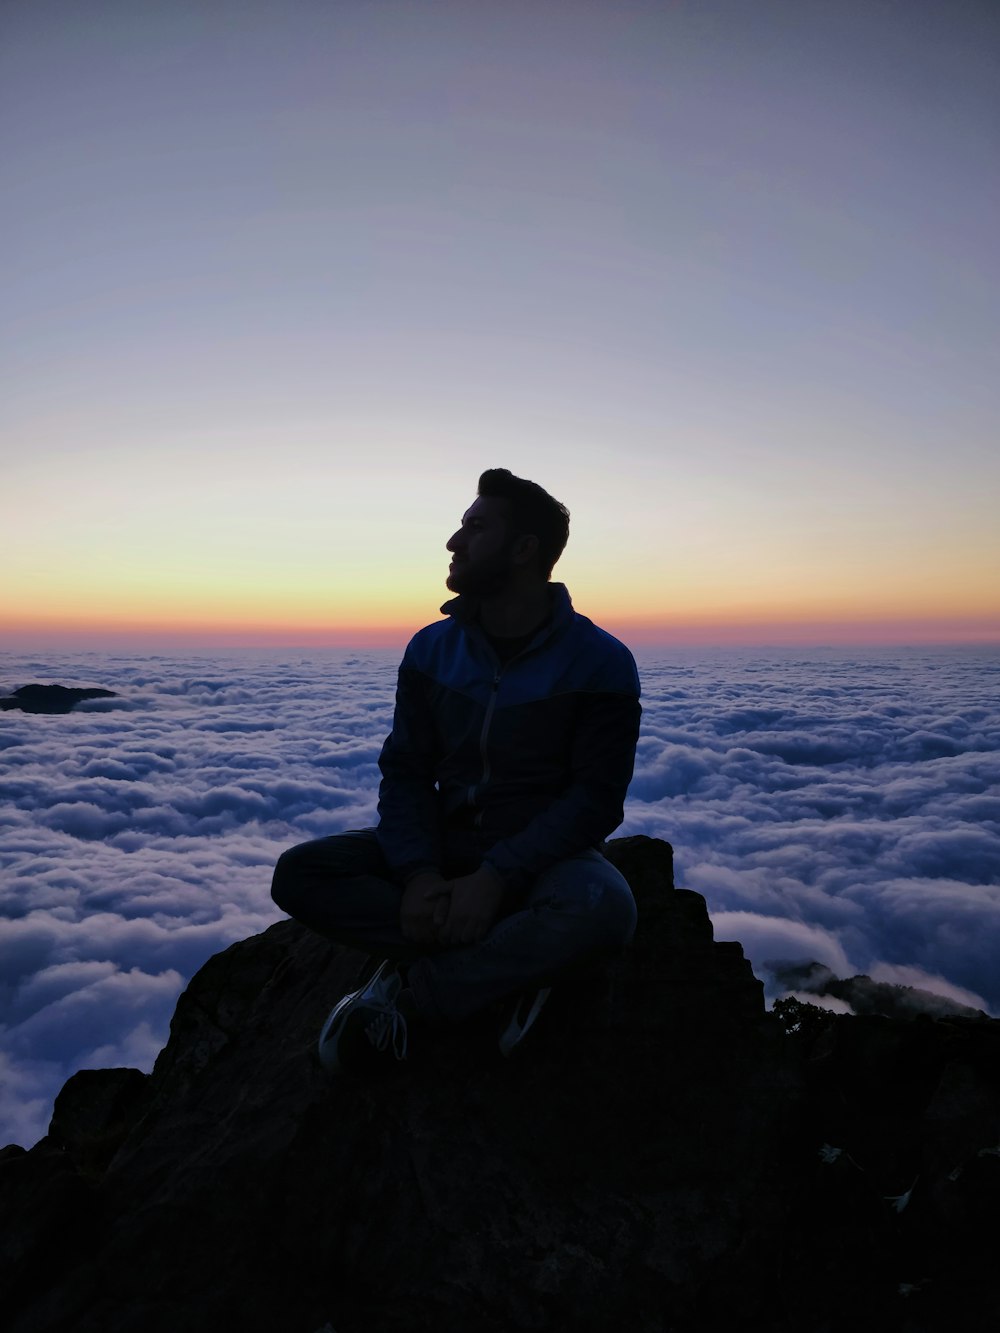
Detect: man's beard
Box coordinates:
(446, 545, 516, 597)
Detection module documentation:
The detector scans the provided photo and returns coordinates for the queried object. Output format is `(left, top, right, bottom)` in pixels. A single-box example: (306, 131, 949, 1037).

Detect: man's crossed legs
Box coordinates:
(271, 828, 637, 1068)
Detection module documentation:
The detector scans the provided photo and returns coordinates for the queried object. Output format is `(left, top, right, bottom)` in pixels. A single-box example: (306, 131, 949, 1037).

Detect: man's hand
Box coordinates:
(439, 865, 505, 946)
(400, 871, 450, 944)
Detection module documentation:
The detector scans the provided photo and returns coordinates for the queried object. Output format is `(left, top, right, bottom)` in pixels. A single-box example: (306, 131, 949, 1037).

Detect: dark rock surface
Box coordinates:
(1, 836, 996, 1332)
(0, 683, 117, 713)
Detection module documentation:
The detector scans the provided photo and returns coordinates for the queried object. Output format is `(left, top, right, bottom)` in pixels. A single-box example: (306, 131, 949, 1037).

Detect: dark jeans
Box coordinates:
(271, 828, 637, 1022)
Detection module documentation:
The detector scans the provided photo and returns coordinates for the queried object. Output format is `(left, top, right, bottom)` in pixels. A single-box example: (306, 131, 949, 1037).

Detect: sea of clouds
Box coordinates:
(2, 644, 998, 1147)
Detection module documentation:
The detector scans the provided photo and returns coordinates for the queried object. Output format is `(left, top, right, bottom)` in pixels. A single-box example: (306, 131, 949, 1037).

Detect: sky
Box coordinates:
(2, 0, 998, 649)
(2, 643, 998, 1149)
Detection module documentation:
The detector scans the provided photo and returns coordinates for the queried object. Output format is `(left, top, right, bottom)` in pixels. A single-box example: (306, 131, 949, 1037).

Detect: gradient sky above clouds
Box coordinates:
(2, 0, 998, 647)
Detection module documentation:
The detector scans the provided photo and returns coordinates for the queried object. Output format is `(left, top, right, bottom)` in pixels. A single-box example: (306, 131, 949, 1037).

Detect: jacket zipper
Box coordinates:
(465, 616, 552, 820)
(469, 664, 502, 812)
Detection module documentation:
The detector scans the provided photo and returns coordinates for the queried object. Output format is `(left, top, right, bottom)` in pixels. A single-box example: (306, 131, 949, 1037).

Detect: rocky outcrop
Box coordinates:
(0, 683, 117, 713)
(773, 960, 990, 1020)
(1, 836, 996, 1332)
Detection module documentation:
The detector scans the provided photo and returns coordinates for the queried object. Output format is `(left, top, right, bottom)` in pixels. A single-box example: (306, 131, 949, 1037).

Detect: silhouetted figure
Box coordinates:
(271, 468, 640, 1070)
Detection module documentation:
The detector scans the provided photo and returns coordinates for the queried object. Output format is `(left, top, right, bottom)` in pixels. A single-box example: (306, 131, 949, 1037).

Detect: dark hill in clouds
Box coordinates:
(0, 683, 117, 713)
(773, 960, 991, 1021)
(1, 838, 996, 1333)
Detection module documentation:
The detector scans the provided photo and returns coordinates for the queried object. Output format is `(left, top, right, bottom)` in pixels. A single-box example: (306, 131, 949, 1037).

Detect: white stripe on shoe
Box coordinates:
(498, 986, 551, 1057)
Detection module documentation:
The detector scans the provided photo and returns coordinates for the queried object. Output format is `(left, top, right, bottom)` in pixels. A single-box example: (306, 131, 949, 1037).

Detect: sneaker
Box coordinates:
(317, 960, 408, 1073)
(498, 986, 551, 1057)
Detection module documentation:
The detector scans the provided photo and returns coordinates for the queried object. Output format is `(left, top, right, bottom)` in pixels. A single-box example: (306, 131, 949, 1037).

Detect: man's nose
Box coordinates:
(447, 530, 464, 552)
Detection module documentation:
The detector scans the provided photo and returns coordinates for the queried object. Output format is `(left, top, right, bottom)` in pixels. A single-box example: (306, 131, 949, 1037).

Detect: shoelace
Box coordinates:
(364, 1003, 408, 1060)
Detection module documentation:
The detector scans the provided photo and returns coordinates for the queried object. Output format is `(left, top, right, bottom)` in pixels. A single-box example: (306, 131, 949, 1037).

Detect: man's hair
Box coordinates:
(477, 468, 570, 578)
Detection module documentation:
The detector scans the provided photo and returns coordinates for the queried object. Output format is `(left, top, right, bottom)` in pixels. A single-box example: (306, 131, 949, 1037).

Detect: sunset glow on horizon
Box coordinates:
(3, 606, 998, 655)
(2, 1, 997, 655)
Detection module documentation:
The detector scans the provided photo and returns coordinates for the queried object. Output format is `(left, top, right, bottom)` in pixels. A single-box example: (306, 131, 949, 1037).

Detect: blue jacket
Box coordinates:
(376, 584, 641, 893)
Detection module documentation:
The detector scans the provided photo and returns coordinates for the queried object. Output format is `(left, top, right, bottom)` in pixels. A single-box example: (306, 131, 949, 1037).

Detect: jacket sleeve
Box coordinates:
(375, 651, 443, 885)
(482, 672, 641, 892)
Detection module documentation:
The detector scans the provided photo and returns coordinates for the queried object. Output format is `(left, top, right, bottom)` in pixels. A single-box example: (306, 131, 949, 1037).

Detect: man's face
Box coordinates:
(445, 496, 517, 596)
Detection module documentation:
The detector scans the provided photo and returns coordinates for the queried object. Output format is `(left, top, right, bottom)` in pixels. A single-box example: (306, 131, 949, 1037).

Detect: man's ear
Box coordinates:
(511, 533, 539, 567)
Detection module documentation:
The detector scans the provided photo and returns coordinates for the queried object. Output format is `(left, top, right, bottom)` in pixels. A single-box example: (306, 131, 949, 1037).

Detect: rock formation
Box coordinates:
(1, 836, 996, 1332)
(0, 683, 117, 713)
(772, 960, 990, 1021)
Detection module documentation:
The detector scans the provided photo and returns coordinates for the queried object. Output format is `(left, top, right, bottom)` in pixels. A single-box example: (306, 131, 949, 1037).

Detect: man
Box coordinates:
(271, 468, 641, 1072)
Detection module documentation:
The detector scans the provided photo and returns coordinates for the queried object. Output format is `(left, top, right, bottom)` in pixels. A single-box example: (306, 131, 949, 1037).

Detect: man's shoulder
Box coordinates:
(556, 585, 632, 658)
(570, 611, 634, 657)
(400, 615, 461, 672)
(408, 616, 452, 645)
(566, 612, 640, 695)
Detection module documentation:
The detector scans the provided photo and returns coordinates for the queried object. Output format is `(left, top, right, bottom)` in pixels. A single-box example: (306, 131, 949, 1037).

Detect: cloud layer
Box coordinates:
(2, 643, 998, 1146)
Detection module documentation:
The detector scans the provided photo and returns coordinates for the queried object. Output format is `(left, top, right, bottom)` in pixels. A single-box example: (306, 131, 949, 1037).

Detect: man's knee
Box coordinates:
(533, 853, 637, 948)
(271, 842, 311, 916)
(593, 869, 637, 948)
(271, 828, 384, 918)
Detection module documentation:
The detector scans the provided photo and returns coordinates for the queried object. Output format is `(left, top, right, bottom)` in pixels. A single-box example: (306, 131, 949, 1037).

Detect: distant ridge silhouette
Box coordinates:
(0, 683, 117, 713)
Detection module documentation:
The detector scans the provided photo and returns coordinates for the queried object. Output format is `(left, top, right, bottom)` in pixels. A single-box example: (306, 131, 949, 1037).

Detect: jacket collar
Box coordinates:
(441, 582, 574, 638)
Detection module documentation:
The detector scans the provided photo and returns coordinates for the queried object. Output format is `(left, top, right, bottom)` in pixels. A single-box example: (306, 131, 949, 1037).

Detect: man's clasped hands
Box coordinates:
(400, 866, 506, 947)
